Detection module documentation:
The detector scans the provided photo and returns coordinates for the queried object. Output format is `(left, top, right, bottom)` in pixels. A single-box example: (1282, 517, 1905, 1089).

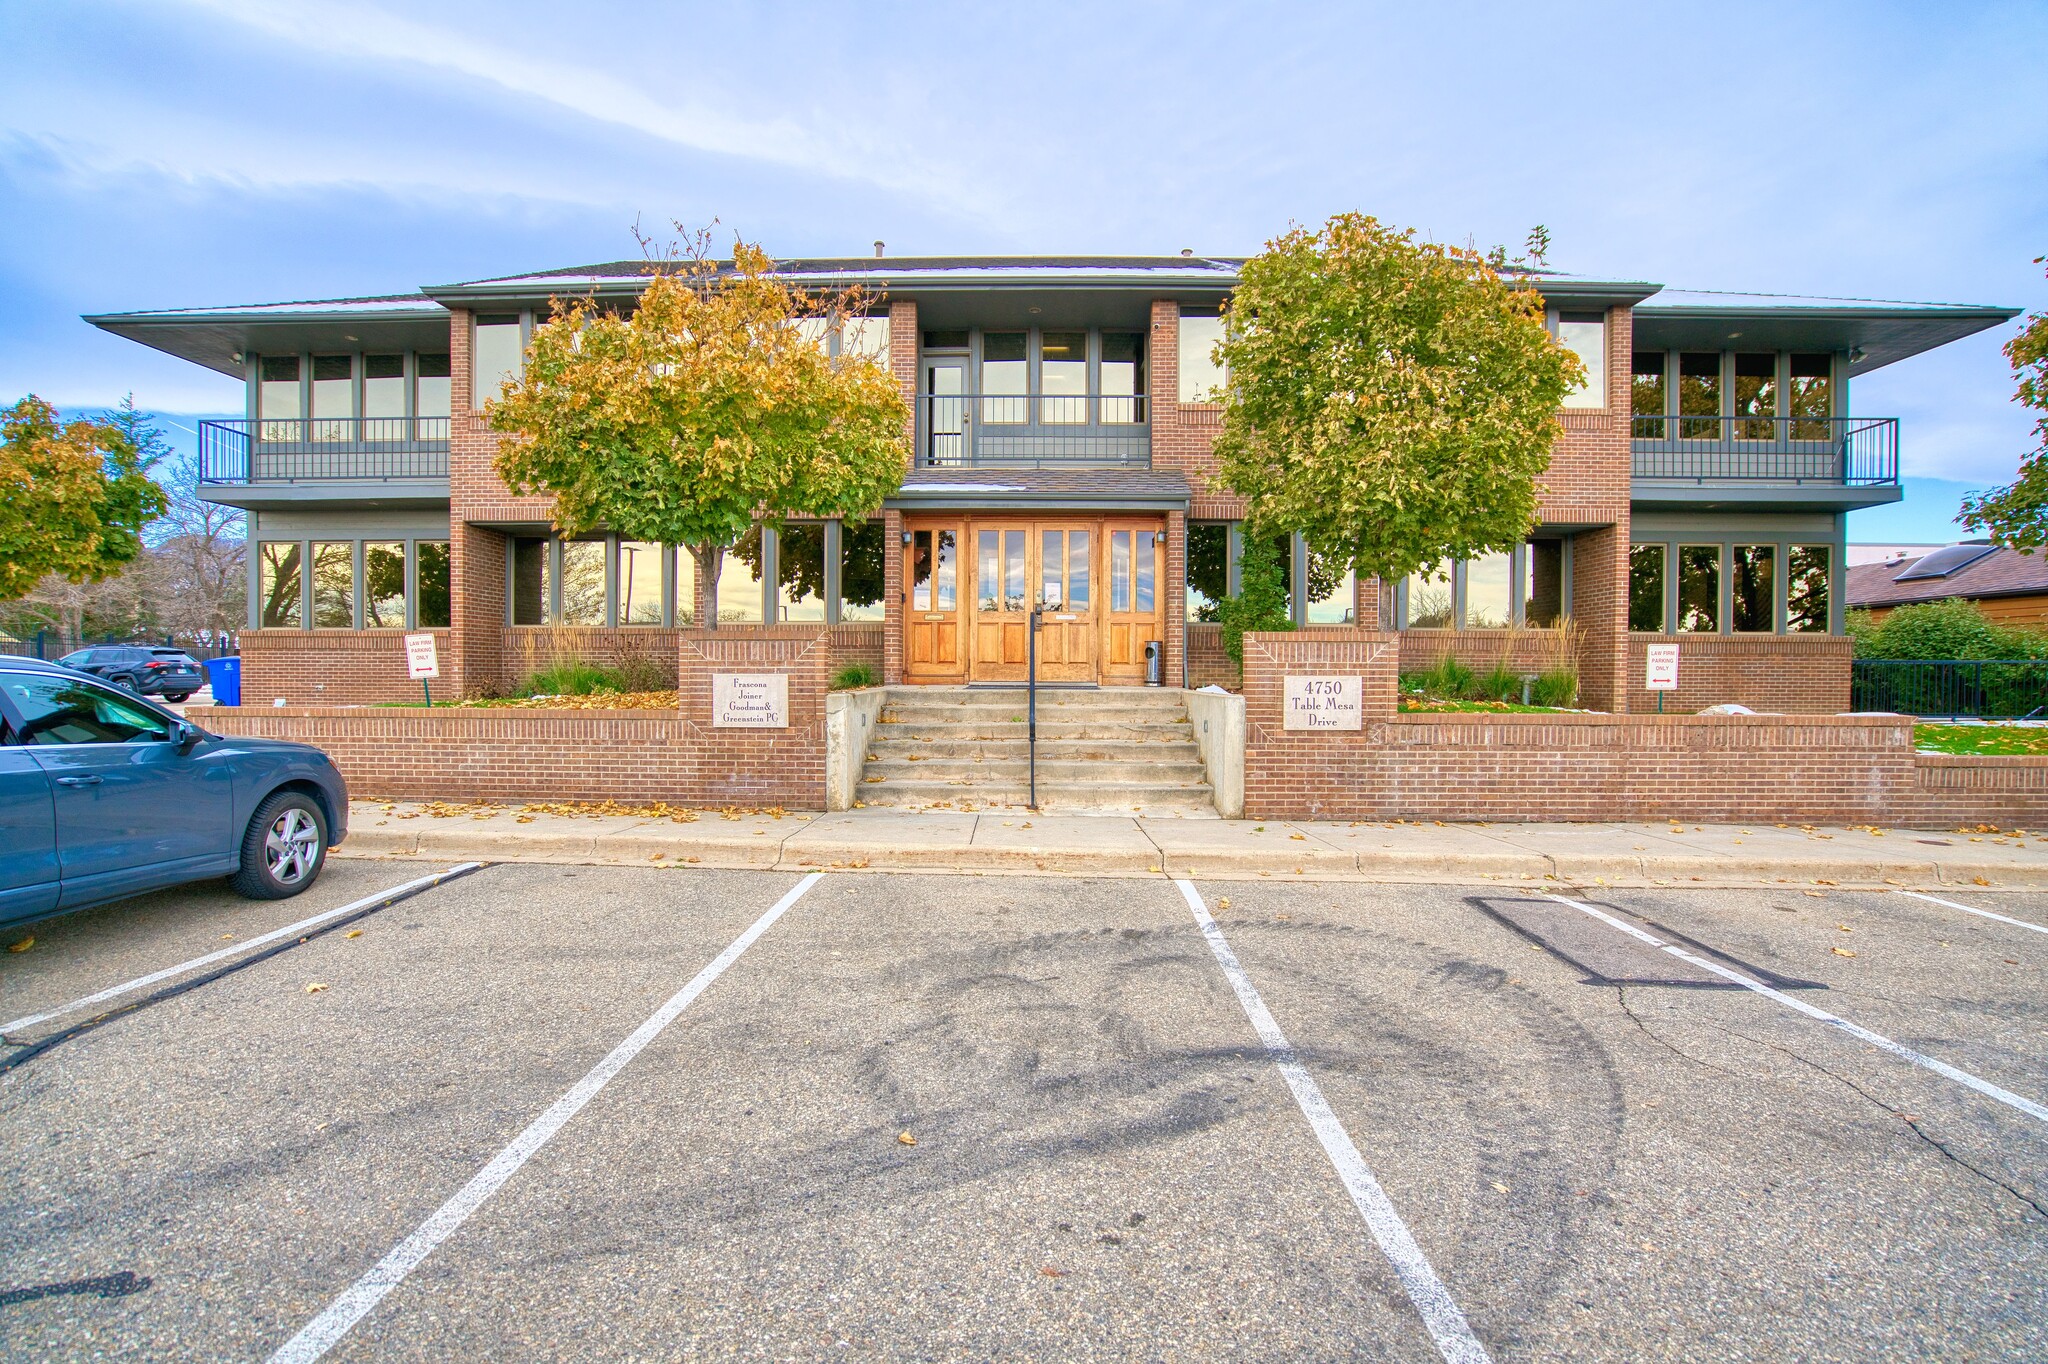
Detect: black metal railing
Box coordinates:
(198, 417, 451, 483)
(1851, 659, 2048, 719)
(1629, 415, 1898, 486)
(918, 392, 1149, 468)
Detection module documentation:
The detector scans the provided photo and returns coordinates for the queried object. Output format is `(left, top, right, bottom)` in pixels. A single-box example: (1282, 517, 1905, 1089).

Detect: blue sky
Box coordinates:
(2, 0, 2042, 541)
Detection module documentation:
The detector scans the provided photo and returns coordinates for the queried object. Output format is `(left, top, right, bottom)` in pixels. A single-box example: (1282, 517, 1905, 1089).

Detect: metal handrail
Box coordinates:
(1629, 414, 1898, 486)
(199, 418, 451, 483)
(917, 392, 1151, 469)
(919, 391, 1150, 427)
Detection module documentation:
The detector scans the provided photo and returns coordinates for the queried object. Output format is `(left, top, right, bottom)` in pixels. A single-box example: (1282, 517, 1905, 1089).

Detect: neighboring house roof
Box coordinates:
(1848, 543, 2048, 610)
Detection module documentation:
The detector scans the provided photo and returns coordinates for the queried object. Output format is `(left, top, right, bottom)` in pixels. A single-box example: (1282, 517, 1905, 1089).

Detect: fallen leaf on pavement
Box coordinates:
(1832, 947, 1857, 958)
(1803, 890, 1825, 898)
(1491, 1182, 1510, 1194)
(345, 929, 363, 939)
(1039, 1267, 1066, 1278)
(6, 936, 30, 953)
(305, 982, 329, 993)
(897, 1131, 917, 1147)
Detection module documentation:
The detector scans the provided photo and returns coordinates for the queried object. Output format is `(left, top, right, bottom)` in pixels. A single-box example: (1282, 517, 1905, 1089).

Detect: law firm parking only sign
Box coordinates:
(403, 632, 439, 680)
(712, 673, 790, 728)
(1284, 675, 1363, 730)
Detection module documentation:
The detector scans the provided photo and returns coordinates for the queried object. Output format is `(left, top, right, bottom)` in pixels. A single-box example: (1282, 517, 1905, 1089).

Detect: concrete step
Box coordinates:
(855, 779, 1220, 816)
(880, 704, 1190, 728)
(865, 756, 1211, 783)
(868, 737, 1203, 762)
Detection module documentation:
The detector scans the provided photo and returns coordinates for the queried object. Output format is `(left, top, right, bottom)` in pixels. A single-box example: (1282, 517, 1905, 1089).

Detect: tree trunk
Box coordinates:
(690, 542, 725, 629)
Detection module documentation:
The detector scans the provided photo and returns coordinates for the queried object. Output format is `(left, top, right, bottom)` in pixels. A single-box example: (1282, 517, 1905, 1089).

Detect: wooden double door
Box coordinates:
(903, 515, 1165, 685)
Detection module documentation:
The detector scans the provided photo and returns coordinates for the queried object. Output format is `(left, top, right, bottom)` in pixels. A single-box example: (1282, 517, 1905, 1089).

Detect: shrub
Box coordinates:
(1479, 661, 1522, 703)
(1850, 598, 2048, 661)
(517, 658, 618, 697)
(1418, 652, 1475, 699)
(608, 649, 672, 693)
(1217, 531, 1294, 664)
(830, 663, 876, 690)
(1531, 668, 1578, 707)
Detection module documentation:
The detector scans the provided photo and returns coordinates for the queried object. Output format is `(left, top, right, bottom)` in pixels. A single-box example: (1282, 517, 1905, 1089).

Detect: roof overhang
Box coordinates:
(198, 479, 450, 511)
(1632, 299, 2019, 373)
(886, 467, 1191, 513)
(1631, 481, 1901, 513)
(85, 302, 451, 379)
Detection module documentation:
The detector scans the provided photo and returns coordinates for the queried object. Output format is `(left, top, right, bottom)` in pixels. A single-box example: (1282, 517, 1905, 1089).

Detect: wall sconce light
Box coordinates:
(902, 531, 913, 545)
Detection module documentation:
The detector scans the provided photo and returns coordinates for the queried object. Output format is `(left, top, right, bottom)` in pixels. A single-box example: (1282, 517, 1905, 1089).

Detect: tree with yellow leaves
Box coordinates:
(0, 396, 166, 602)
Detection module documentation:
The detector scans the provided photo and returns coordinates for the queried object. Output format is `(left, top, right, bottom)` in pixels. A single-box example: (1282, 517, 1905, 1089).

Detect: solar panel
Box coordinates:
(1895, 543, 1998, 581)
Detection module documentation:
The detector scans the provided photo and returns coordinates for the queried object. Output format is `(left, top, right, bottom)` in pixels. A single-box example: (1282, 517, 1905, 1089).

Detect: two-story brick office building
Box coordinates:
(89, 255, 2014, 715)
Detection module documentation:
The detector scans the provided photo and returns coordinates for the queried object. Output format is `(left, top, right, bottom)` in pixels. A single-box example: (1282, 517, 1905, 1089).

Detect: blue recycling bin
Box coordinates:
(203, 655, 241, 707)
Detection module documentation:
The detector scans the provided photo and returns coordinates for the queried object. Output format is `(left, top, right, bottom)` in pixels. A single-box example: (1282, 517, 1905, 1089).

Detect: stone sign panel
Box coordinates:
(712, 673, 789, 728)
(1283, 675, 1363, 731)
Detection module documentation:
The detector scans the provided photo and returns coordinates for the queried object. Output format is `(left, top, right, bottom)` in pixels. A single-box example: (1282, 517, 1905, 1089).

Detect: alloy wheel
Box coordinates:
(264, 807, 320, 885)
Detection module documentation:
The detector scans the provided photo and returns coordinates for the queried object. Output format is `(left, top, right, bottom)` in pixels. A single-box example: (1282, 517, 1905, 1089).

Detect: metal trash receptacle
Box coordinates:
(1144, 640, 1163, 686)
(203, 655, 241, 706)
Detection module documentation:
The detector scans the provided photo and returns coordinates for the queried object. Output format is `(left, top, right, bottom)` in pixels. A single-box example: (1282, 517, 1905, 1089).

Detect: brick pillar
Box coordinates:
(1164, 509, 1186, 686)
(882, 508, 905, 684)
(449, 522, 505, 697)
(1571, 524, 1629, 712)
(1355, 574, 1387, 630)
(890, 299, 918, 474)
(1150, 298, 1179, 453)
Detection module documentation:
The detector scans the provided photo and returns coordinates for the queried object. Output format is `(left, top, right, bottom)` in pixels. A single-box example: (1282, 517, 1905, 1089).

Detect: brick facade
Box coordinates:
(237, 629, 449, 706)
(1622, 632, 1853, 714)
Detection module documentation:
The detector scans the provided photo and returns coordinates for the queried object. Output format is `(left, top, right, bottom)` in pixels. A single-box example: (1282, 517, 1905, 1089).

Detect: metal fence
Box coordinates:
(0, 633, 238, 662)
(1851, 659, 2048, 719)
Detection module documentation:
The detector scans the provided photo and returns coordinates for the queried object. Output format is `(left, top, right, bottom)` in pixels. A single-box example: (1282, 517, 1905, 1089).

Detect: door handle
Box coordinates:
(56, 775, 103, 787)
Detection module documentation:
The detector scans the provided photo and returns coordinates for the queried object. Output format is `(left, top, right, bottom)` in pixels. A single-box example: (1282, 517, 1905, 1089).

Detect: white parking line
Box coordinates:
(1899, 890, 2048, 936)
(1, 864, 486, 1038)
(1544, 891, 2048, 1125)
(266, 871, 825, 1364)
(1176, 879, 1491, 1364)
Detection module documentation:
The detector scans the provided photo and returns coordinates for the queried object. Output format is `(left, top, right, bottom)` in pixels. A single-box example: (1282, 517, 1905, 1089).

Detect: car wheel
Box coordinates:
(166, 693, 193, 703)
(229, 791, 328, 899)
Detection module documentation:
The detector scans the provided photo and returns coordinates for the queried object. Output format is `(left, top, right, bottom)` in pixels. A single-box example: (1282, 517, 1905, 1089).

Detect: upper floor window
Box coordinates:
(1734, 354, 1777, 439)
(981, 332, 1028, 424)
(1039, 332, 1087, 424)
(1556, 311, 1606, 408)
(363, 354, 405, 420)
(1101, 333, 1145, 425)
(1177, 311, 1226, 404)
(416, 353, 452, 419)
(1679, 352, 1721, 438)
(259, 355, 300, 423)
(311, 355, 354, 423)
(472, 314, 524, 411)
(1788, 354, 1834, 437)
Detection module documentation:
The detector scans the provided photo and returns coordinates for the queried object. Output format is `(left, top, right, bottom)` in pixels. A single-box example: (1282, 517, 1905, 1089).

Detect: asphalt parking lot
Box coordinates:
(2, 864, 2044, 1362)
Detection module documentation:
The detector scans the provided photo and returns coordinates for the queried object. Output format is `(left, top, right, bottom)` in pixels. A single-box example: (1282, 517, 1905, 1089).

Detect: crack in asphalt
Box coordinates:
(1613, 985, 1739, 1077)
(1705, 1020, 2048, 1224)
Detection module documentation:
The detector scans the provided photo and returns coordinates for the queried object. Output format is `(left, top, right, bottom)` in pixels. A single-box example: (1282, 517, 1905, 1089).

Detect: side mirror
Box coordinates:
(169, 720, 203, 749)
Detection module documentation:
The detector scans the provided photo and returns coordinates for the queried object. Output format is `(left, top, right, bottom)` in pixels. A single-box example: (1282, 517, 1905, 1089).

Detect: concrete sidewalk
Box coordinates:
(336, 800, 2048, 888)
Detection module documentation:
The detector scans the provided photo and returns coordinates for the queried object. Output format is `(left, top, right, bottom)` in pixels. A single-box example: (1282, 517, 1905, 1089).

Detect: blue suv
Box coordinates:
(0, 657, 349, 928)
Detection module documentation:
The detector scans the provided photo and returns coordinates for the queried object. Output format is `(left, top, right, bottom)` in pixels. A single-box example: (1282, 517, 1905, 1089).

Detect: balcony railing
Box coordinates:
(1630, 414, 1898, 486)
(918, 392, 1149, 468)
(198, 417, 451, 484)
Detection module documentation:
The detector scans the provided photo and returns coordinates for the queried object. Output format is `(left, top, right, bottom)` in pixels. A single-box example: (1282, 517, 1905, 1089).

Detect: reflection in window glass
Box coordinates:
(259, 356, 301, 427)
(839, 520, 886, 622)
(1789, 354, 1833, 439)
(1041, 530, 1065, 609)
(1405, 567, 1454, 629)
(1111, 531, 1133, 612)
(673, 547, 697, 625)
(839, 316, 891, 362)
(1040, 332, 1087, 424)
(415, 353, 452, 420)
(416, 541, 450, 628)
(1101, 333, 1145, 424)
(1632, 352, 1667, 438)
(1557, 313, 1606, 409)
(911, 529, 957, 613)
(1787, 545, 1831, 633)
(1526, 540, 1564, 627)
(1132, 531, 1154, 613)
(977, 529, 1001, 612)
(1186, 523, 1227, 622)
(1629, 544, 1665, 632)
(1734, 354, 1777, 440)
(511, 537, 550, 625)
(777, 524, 827, 623)
(981, 332, 1027, 424)
(2, 675, 169, 745)
(1679, 353, 1721, 439)
(1678, 545, 1720, 632)
(1178, 313, 1226, 403)
(561, 540, 606, 625)
(472, 314, 523, 410)
(619, 541, 664, 625)
(364, 542, 406, 628)
(719, 529, 766, 623)
(1732, 545, 1775, 632)
(1306, 552, 1356, 625)
(311, 355, 353, 429)
(258, 542, 303, 628)
(1067, 530, 1091, 608)
(1464, 552, 1512, 628)
(311, 542, 353, 628)
(363, 355, 406, 421)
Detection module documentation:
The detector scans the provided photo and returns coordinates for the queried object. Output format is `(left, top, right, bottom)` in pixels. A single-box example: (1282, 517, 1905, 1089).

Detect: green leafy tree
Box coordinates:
(490, 232, 909, 625)
(1212, 213, 1582, 587)
(1216, 531, 1292, 664)
(0, 395, 166, 602)
(1847, 598, 2048, 661)
(1959, 255, 2048, 547)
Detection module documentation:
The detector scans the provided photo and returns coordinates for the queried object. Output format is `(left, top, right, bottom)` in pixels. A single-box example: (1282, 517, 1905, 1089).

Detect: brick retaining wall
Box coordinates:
(1622, 632, 1852, 715)
(238, 629, 449, 706)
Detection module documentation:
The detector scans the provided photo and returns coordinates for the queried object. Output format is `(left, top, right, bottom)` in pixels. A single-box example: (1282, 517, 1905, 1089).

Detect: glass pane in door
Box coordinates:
(926, 362, 964, 466)
(1111, 531, 1132, 611)
(1134, 532, 1156, 612)
(1041, 530, 1064, 608)
(1068, 531, 1091, 607)
(1004, 531, 1026, 609)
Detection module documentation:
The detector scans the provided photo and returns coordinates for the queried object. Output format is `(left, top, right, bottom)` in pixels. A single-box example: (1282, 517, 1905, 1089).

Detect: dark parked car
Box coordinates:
(57, 645, 207, 702)
(0, 657, 349, 928)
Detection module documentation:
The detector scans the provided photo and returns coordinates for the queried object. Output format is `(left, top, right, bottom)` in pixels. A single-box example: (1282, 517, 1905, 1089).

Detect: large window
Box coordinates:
(720, 529, 766, 623)
(311, 542, 354, 628)
(1557, 312, 1607, 409)
(1789, 354, 1833, 438)
(1679, 353, 1721, 439)
(1526, 540, 1564, 627)
(511, 537, 550, 625)
(258, 542, 302, 628)
(1677, 545, 1721, 632)
(1306, 553, 1356, 625)
(1405, 566, 1455, 629)
(1787, 545, 1831, 632)
(1731, 545, 1775, 631)
(311, 356, 354, 433)
(416, 353, 452, 419)
(1631, 351, 1667, 437)
(1629, 544, 1666, 632)
(363, 355, 405, 421)
(911, 529, 957, 612)
(1109, 530, 1155, 613)
(618, 541, 664, 625)
(1039, 332, 1087, 424)
(839, 316, 891, 363)
(472, 314, 524, 410)
(1734, 354, 1777, 441)
(364, 542, 406, 628)
(673, 547, 698, 625)
(840, 520, 886, 622)
(560, 540, 606, 626)
(776, 524, 827, 623)
(1177, 312, 1226, 404)
(417, 541, 450, 627)
(981, 332, 1028, 424)
(1101, 333, 1145, 424)
(1464, 551, 1513, 628)
(1186, 523, 1228, 622)
(259, 355, 300, 435)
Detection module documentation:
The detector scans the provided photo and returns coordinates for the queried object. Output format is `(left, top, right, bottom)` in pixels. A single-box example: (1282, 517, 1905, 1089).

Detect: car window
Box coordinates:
(58, 651, 93, 668)
(1, 674, 172, 745)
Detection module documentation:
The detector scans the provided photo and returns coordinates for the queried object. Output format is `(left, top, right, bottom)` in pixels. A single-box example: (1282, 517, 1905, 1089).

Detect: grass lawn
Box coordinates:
(1915, 723, 2048, 756)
